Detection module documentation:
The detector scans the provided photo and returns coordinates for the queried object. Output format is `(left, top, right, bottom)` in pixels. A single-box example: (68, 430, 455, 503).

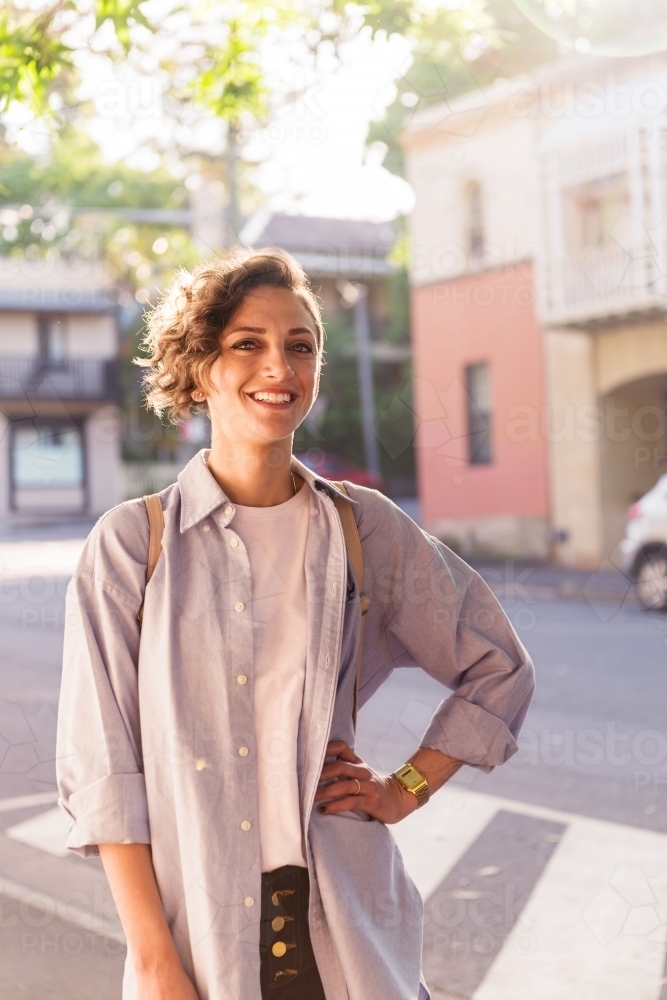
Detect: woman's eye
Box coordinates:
(291, 342, 314, 354)
(231, 340, 257, 350)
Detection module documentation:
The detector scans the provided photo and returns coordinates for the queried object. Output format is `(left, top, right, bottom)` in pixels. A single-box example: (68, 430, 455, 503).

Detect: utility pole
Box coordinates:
(351, 284, 382, 479)
(226, 123, 243, 244)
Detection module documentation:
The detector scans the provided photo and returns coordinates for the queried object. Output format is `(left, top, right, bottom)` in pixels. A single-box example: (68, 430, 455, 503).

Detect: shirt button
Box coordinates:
(225, 505, 234, 516)
(237, 674, 247, 685)
(238, 746, 249, 757)
(202, 524, 210, 532)
(240, 820, 251, 831)
(235, 602, 245, 612)
(244, 897, 254, 907)
(230, 537, 239, 547)
(311, 508, 319, 515)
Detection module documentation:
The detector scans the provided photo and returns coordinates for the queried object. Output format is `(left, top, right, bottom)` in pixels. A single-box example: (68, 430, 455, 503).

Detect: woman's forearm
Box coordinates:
(408, 747, 464, 796)
(99, 843, 180, 974)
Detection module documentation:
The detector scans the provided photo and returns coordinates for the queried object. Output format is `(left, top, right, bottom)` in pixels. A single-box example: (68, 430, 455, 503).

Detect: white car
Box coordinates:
(619, 474, 667, 610)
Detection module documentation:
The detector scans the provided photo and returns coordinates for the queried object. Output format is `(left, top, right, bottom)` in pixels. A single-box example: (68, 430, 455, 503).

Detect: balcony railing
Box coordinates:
(537, 124, 667, 327)
(0, 356, 120, 401)
(542, 245, 664, 325)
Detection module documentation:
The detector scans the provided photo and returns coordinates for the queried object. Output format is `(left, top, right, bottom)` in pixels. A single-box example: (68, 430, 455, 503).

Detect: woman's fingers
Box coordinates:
(318, 759, 369, 784)
(325, 740, 361, 764)
(317, 794, 369, 815)
(314, 777, 367, 803)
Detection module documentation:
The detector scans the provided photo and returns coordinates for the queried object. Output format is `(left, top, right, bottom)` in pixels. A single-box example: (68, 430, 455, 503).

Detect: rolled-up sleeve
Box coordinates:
(56, 504, 151, 856)
(350, 487, 535, 772)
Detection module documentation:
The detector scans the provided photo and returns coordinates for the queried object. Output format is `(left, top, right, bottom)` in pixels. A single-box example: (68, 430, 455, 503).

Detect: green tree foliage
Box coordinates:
(0, 0, 500, 130)
(0, 128, 197, 284)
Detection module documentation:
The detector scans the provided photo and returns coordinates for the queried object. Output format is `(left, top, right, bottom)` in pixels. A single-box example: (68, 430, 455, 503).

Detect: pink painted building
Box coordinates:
(411, 262, 550, 557)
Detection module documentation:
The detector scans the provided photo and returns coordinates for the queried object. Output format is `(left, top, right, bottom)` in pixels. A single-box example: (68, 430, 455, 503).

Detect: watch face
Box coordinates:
(398, 765, 426, 792)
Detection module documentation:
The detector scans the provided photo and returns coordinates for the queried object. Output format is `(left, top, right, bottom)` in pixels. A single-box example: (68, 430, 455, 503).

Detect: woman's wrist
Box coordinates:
(407, 746, 464, 797)
(389, 774, 421, 818)
(133, 938, 183, 978)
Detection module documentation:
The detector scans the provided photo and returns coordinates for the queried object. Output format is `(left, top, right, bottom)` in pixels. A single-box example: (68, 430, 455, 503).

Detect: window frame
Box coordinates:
(465, 362, 493, 466)
(9, 417, 87, 507)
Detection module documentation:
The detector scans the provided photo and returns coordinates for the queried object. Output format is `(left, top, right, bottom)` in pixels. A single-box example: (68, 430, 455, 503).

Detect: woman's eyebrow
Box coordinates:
(224, 325, 265, 336)
(224, 325, 315, 336)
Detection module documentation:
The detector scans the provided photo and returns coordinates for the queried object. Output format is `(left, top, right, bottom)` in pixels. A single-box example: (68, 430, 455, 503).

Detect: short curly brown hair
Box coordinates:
(137, 246, 325, 421)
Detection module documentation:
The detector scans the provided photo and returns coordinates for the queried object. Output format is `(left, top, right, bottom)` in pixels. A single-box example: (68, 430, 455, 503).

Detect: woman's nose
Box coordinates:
(262, 347, 294, 378)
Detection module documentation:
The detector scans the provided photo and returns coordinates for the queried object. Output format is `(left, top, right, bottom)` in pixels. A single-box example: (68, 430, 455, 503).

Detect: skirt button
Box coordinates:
(272, 941, 287, 958)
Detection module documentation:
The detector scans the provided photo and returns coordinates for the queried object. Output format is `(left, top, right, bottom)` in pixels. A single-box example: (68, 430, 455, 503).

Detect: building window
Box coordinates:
(466, 363, 492, 464)
(465, 180, 484, 258)
(564, 174, 629, 254)
(38, 315, 67, 365)
(11, 420, 84, 489)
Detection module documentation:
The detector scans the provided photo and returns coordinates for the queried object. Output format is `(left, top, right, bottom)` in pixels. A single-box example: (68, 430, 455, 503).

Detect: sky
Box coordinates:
(6, 18, 417, 223)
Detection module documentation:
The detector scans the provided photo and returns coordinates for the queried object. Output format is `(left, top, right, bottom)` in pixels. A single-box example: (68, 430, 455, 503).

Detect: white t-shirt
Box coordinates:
(232, 482, 311, 872)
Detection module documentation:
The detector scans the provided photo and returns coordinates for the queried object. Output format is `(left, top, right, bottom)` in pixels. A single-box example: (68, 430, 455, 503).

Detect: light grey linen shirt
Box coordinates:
(56, 451, 534, 1000)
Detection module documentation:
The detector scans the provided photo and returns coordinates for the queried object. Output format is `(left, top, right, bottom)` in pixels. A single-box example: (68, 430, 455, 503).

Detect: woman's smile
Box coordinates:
(247, 389, 299, 407)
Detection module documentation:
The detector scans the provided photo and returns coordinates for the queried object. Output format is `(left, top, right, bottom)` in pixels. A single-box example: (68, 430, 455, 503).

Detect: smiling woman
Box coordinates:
(56, 246, 534, 1000)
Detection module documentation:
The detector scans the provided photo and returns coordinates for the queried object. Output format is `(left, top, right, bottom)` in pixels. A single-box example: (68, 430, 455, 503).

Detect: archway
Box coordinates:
(599, 373, 667, 558)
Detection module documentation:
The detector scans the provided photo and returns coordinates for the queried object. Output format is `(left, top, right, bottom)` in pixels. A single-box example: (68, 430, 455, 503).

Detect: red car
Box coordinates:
(295, 451, 384, 491)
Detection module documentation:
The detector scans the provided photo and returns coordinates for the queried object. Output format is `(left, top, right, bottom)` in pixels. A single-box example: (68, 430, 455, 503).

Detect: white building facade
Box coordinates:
(0, 257, 121, 526)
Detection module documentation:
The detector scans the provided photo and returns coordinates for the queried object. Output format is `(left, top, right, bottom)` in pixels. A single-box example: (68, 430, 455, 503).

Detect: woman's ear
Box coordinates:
(192, 390, 206, 402)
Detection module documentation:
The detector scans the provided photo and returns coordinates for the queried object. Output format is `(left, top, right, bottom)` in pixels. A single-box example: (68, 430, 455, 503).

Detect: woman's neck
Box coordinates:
(205, 436, 297, 507)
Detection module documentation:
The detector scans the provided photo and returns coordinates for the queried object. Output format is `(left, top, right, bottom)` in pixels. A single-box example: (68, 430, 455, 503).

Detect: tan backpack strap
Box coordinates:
(137, 493, 164, 623)
(331, 482, 370, 729)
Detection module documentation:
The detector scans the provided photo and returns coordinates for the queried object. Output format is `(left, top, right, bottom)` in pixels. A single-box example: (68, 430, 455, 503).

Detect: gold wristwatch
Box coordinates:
(392, 762, 430, 808)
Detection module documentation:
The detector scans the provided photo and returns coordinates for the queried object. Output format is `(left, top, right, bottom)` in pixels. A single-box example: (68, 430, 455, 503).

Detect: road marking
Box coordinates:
(392, 786, 667, 1000)
(0, 874, 125, 944)
(5, 806, 70, 857)
(0, 791, 59, 814)
(422, 811, 566, 999)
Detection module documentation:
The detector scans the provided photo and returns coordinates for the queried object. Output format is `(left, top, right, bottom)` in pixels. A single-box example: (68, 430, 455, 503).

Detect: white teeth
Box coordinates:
(252, 392, 292, 403)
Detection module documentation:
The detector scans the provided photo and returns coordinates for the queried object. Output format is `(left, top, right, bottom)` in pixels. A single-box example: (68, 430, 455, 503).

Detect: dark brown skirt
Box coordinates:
(260, 865, 327, 1000)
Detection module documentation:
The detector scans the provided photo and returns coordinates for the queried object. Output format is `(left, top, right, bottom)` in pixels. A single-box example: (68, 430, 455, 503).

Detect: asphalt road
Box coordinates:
(0, 544, 666, 997)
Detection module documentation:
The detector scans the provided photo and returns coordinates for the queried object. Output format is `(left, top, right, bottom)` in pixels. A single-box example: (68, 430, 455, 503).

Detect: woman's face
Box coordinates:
(201, 285, 321, 448)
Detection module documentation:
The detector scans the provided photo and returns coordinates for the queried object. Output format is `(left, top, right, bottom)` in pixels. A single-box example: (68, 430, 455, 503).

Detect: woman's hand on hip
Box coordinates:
(314, 740, 418, 824)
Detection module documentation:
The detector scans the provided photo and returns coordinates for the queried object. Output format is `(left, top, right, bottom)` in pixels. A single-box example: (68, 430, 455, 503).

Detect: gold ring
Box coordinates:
(352, 778, 361, 796)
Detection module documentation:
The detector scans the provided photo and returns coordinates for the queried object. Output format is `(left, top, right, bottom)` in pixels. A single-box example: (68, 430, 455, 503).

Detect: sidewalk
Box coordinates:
(0, 520, 644, 608)
(469, 558, 642, 609)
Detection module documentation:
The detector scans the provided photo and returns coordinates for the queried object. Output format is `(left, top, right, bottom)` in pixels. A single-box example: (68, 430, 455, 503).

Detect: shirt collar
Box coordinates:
(178, 449, 356, 532)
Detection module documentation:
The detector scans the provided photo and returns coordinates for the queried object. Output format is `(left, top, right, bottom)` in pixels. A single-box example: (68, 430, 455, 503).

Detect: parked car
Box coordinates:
(619, 474, 667, 609)
(294, 451, 384, 492)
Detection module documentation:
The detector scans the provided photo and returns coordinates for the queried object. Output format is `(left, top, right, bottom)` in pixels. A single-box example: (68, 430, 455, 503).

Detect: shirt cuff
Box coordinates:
(420, 696, 519, 773)
(61, 772, 151, 858)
